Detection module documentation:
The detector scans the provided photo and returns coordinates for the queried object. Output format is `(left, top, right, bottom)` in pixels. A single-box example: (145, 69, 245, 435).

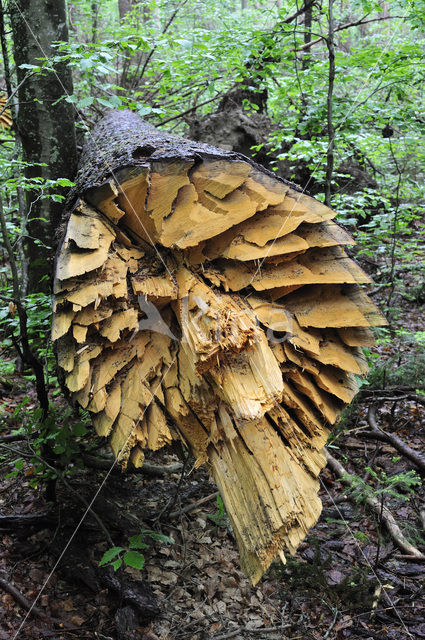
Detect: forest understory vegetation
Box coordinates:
(0, 0, 424, 638)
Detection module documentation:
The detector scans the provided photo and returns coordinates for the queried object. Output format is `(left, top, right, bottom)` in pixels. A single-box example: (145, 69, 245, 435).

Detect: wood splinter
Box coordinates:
(53, 110, 387, 584)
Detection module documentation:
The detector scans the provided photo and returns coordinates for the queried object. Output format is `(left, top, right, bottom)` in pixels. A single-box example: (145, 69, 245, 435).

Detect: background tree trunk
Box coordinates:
(10, 0, 77, 293)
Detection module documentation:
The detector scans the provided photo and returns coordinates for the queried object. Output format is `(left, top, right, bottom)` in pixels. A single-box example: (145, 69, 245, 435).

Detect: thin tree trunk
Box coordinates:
(301, 2, 313, 70)
(325, 0, 335, 206)
(91, 2, 98, 42)
(10, 0, 77, 293)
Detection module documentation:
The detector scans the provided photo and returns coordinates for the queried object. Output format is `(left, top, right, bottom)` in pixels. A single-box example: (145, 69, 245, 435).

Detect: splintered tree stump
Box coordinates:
(53, 110, 387, 584)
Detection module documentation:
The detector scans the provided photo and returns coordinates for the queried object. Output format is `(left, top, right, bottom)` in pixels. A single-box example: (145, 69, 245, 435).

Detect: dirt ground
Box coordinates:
(0, 251, 424, 640)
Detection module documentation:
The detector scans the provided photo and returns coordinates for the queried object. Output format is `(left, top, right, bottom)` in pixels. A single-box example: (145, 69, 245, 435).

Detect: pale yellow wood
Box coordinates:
(174, 265, 258, 372)
(146, 402, 173, 450)
(86, 179, 126, 223)
(281, 380, 324, 434)
(283, 284, 387, 328)
(241, 169, 289, 206)
(209, 332, 283, 421)
(51, 309, 75, 341)
(65, 255, 128, 308)
(305, 329, 370, 375)
(280, 365, 339, 424)
(337, 326, 376, 347)
(132, 272, 177, 301)
(99, 308, 139, 343)
(314, 366, 359, 404)
(65, 359, 90, 393)
(72, 323, 88, 343)
(129, 446, 145, 468)
(115, 166, 156, 243)
(147, 160, 193, 233)
(56, 335, 75, 372)
(164, 386, 209, 467)
(87, 387, 108, 413)
(209, 413, 325, 584)
(161, 184, 258, 249)
(93, 383, 122, 437)
(205, 247, 371, 293)
(296, 220, 354, 249)
(66, 203, 115, 250)
(246, 295, 320, 354)
(191, 160, 251, 198)
(53, 146, 388, 587)
(74, 304, 113, 326)
(207, 231, 309, 262)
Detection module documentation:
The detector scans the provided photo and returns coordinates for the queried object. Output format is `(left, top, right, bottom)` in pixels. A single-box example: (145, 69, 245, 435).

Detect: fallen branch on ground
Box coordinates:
(360, 390, 425, 406)
(168, 491, 219, 519)
(0, 572, 77, 629)
(362, 405, 425, 474)
(212, 624, 291, 640)
(326, 450, 425, 559)
(0, 433, 26, 443)
(82, 454, 183, 476)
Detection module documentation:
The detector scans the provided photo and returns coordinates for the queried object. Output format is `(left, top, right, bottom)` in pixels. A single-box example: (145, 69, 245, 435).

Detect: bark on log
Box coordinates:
(53, 109, 387, 584)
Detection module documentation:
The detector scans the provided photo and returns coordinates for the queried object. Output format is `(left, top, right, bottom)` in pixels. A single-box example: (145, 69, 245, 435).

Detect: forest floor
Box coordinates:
(0, 241, 424, 640)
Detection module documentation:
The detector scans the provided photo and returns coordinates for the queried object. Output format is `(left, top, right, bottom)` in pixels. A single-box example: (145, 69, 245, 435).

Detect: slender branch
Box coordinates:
(137, 0, 190, 83)
(0, 195, 49, 416)
(0, 0, 16, 122)
(0, 73, 33, 122)
(169, 491, 219, 519)
(0, 442, 114, 546)
(363, 405, 425, 474)
(159, 92, 226, 125)
(213, 624, 291, 640)
(0, 572, 76, 628)
(298, 14, 404, 52)
(326, 450, 425, 559)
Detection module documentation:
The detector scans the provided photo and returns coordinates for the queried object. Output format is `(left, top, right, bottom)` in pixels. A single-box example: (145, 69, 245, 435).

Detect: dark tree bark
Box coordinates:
(10, 0, 77, 292)
(325, 0, 335, 206)
(119, 0, 140, 21)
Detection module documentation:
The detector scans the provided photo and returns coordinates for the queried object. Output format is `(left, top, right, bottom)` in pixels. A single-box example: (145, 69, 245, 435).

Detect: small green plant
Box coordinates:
(5, 400, 94, 488)
(343, 468, 422, 505)
(99, 529, 174, 571)
(207, 494, 228, 528)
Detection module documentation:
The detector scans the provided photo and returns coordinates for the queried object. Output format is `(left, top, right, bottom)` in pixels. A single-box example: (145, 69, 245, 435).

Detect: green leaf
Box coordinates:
(141, 530, 174, 544)
(99, 547, 124, 566)
(128, 534, 149, 550)
(73, 423, 87, 437)
(123, 551, 145, 570)
(111, 558, 123, 571)
(77, 96, 94, 109)
(97, 96, 122, 109)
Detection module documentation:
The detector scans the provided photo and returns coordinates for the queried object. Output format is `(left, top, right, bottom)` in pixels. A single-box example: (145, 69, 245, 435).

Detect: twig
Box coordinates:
(0, 195, 49, 416)
(137, 0, 190, 83)
(326, 450, 425, 559)
(323, 607, 339, 640)
(82, 453, 183, 476)
(169, 491, 219, 519)
(363, 405, 425, 474)
(298, 14, 404, 52)
(0, 572, 77, 629)
(0, 433, 26, 443)
(159, 92, 225, 126)
(0, 442, 114, 546)
(360, 390, 425, 406)
(213, 624, 291, 640)
(0, 72, 33, 122)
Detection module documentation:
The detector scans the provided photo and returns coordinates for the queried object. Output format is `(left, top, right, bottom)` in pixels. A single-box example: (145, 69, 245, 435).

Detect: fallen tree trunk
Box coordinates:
(53, 109, 387, 584)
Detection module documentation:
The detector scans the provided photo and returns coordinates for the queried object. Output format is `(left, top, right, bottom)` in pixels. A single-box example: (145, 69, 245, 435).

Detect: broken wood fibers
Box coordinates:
(53, 110, 387, 584)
